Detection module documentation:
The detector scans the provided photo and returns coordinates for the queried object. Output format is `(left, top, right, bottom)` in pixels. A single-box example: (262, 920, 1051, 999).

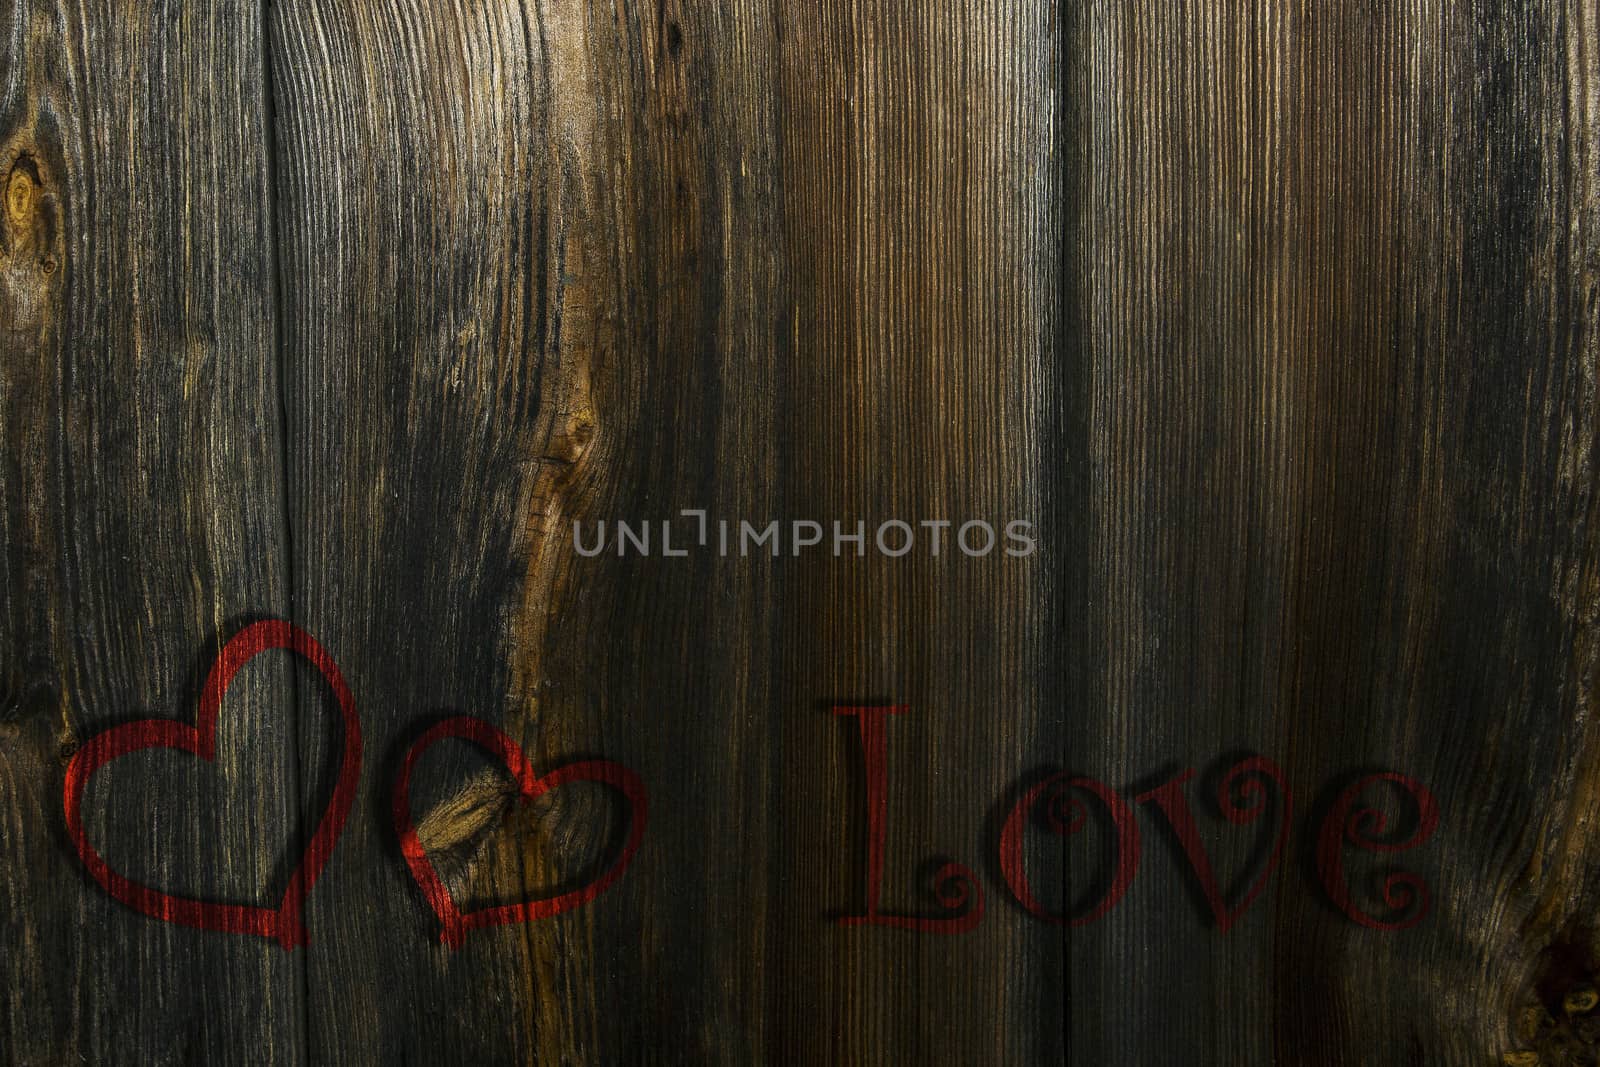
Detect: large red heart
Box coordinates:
(393, 716, 647, 949)
(63, 620, 362, 950)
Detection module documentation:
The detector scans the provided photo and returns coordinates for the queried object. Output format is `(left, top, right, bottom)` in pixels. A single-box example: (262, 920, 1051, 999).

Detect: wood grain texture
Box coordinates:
(269, 0, 1058, 1061)
(2, 0, 1596, 1063)
(0, 0, 301, 1063)
(1065, 0, 1598, 1063)
(268, 1, 633, 1061)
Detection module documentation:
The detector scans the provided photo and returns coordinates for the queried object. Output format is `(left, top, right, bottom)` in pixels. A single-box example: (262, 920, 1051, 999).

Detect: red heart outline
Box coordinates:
(393, 716, 648, 949)
(63, 620, 362, 950)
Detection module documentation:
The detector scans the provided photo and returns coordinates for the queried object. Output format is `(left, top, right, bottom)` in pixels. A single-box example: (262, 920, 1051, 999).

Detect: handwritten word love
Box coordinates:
(62, 621, 648, 950)
(834, 706, 1440, 933)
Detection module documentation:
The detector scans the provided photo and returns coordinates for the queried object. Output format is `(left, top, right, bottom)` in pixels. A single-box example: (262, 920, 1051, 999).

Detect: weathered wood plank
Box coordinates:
(6, 0, 1595, 1062)
(1065, 1, 1599, 1063)
(0, 0, 300, 1063)
(269, 0, 1059, 1061)
(267, 1, 626, 1060)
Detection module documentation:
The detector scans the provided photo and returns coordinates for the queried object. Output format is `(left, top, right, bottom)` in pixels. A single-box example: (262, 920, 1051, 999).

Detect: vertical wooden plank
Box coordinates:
(1067, 0, 1598, 1062)
(268, 1, 623, 1060)
(758, 2, 1062, 1061)
(0, 0, 301, 1063)
(271, 0, 1059, 1060)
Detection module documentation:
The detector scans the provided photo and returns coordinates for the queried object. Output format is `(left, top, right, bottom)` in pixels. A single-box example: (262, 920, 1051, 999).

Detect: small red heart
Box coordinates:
(63, 620, 362, 950)
(393, 716, 647, 949)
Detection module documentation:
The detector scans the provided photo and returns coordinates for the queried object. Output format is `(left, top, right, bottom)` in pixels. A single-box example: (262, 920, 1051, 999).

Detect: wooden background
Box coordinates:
(1, 0, 1596, 1063)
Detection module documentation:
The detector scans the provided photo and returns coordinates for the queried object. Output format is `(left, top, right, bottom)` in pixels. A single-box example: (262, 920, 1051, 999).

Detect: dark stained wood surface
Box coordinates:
(0, 0, 303, 1063)
(1064, 2, 1599, 1062)
(2, 0, 1597, 1064)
